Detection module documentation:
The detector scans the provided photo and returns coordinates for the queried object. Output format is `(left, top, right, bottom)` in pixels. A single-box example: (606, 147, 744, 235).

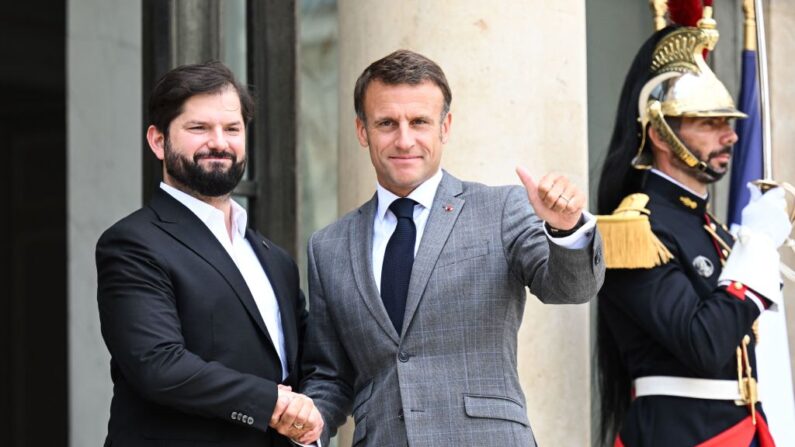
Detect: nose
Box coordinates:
(207, 127, 229, 150)
(721, 126, 738, 147)
(394, 122, 415, 151)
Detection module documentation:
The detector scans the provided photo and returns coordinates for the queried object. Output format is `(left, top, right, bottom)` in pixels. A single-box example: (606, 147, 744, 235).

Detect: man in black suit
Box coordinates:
(96, 61, 322, 446)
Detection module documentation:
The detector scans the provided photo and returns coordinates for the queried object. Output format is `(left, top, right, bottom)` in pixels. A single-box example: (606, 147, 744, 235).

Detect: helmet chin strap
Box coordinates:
(692, 156, 725, 181)
(647, 101, 725, 181)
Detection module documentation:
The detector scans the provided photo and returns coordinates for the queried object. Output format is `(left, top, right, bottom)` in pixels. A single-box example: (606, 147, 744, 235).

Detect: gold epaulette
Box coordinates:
(596, 193, 673, 269)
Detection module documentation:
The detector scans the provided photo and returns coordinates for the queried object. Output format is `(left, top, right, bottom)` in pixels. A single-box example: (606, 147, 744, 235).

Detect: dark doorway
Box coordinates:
(1, 1, 68, 446)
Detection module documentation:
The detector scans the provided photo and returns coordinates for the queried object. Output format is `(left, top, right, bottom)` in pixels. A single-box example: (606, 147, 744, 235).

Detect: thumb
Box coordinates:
(516, 166, 539, 207)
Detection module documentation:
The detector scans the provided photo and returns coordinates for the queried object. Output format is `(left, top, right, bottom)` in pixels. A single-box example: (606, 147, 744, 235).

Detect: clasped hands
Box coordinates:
(269, 385, 323, 445)
(516, 166, 585, 231)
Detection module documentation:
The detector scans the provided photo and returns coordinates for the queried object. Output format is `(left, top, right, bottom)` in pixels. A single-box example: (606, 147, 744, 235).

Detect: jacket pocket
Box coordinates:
(352, 379, 373, 415)
(436, 241, 490, 268)
(350, 379, 373, 445)
(463, 393, 529, 426)
(352, 415, 367, 446)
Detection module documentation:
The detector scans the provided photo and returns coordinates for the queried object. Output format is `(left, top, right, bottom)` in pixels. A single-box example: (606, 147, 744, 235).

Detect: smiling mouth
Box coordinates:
(196, 152, 235, 162)
(200, 157, 231, 161)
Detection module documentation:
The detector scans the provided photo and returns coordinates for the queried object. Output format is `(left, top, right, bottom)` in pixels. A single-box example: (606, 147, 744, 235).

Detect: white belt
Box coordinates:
(633, 376, 745, 401)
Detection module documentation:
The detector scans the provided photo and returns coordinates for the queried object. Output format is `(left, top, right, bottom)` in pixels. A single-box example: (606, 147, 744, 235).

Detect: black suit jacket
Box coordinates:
(96, 189, 306, 447)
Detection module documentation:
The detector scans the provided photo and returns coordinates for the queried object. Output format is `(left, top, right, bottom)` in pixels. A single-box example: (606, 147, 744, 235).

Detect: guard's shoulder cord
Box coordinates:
(596, 193, 673, 269)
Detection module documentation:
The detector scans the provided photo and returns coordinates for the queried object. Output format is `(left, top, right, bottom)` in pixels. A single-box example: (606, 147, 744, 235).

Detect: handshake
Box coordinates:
(269, 385, 324, 445)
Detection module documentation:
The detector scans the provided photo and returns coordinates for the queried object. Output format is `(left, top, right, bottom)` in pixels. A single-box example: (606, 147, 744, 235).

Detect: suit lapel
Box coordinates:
(148, 190, 274, 348)
(246, 229, 298, 371)
(349, 195, 401, 344)
(401, 173, 464, 335)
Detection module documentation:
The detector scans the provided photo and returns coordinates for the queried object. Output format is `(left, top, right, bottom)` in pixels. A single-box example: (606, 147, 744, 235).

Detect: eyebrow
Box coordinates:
(183, 120, 243, 126)
(373, 113, 434, 123)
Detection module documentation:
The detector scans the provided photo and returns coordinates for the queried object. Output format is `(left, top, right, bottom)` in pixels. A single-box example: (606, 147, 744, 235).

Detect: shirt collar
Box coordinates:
(645, 170, 709, 215)
(160, 182, 248, 238)
(649, 168, 708, 199)
(376, 169, 443, 220)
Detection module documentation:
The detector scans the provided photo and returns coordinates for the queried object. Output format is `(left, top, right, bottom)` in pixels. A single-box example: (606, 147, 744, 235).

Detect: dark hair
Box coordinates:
(148, 61, 254, 137)
(595, 26, 678, 447)
(353, 49, 452, 123)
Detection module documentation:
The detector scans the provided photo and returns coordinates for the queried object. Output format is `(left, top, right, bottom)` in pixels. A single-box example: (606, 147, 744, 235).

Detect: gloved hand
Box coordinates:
(719, 183, 790, 307)
(741, 183, 792, 248)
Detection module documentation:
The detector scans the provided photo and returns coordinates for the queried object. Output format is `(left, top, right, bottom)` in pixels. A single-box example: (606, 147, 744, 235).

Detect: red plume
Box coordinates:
(667, 0, 704, 27)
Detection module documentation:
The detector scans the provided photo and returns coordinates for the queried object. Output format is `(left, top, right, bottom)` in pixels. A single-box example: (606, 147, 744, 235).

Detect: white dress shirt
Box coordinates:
(371, 170, 597, 287)
(160, 183, 289, 379)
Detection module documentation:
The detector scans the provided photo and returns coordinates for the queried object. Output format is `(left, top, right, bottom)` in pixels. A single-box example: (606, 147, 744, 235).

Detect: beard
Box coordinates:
(693, 145, 732, 184)
(163, 138, 246, 197)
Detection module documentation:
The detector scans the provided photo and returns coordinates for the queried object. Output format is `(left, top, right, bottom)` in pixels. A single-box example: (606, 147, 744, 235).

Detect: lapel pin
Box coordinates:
(443, 204, 454, 212)
(261, 240, 270, 249)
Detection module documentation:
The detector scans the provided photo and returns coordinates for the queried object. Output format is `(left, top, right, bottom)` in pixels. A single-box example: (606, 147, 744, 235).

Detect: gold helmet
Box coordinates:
(632, 6, 747, 171)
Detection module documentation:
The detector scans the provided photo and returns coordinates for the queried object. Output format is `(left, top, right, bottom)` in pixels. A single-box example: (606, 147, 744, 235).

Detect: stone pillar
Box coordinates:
(769, 0, 795, 385)
(67, 1, 142, 445)
(337, 1, 591, 445)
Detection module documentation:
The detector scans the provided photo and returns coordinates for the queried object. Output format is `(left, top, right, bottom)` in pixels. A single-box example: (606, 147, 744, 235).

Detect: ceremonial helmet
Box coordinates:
(632, 3, 747, 174)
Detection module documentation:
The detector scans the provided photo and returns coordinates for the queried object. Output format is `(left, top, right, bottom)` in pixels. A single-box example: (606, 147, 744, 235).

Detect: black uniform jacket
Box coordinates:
(96, 189, 307, 447)
(600, 172, 766, 446)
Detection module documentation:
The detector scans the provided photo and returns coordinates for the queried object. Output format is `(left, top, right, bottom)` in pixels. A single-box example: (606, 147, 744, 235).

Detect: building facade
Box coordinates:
(2, 1, 793, 446)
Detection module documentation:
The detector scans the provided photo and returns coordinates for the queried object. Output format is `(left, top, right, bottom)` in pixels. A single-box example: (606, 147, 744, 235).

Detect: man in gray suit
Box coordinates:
(299, 49, 604, 446)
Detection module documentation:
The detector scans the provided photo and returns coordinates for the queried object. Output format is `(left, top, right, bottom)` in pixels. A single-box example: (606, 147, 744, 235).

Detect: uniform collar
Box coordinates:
(643, 170, 709, 216)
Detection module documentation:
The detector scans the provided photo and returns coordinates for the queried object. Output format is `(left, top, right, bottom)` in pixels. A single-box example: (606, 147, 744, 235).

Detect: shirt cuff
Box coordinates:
(545, 211, 596, 250)
(292, 441, 320, 447)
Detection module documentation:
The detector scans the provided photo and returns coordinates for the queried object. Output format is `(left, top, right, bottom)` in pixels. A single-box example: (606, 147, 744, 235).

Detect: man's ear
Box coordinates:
(354, 117, 369, 148)
(646, 126, 670, 157)
(146, 125, 166, 161)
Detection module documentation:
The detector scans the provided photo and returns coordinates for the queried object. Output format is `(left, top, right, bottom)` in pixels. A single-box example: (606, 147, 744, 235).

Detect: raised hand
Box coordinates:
(516, 166, 584, 231)
(741, 184, 792, 247)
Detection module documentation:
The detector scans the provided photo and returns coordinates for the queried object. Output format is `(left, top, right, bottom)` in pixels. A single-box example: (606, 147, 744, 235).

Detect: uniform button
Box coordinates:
(594, 251, 602, 265)
(398, 409, 404, 421)
(231, 411, 238, 420)
(398, 351, 409, 362)
(247, 416, 254, 425)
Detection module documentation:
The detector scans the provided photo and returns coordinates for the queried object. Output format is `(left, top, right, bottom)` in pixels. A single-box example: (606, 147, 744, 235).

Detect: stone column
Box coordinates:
(68, 1, 142, 446)
(769, 0, 795, 385)
(337, 1, 591, 445)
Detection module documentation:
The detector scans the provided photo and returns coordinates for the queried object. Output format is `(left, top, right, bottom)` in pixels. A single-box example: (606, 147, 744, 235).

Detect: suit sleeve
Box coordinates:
(96, 225, 279, 432)
(299, 233, 355, 446)
(601, 230, 763, 376)
(501, 186, 604, 304)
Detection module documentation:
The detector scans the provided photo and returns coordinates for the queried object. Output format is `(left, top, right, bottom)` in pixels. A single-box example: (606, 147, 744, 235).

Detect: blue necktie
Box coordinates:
(381, 198, 417, 334)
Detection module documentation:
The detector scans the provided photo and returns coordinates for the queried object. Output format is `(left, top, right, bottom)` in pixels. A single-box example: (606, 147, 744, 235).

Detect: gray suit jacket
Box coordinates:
(302, 172, 604, 446)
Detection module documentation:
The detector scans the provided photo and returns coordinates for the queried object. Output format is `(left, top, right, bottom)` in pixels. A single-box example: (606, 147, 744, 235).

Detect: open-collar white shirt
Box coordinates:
(160, 182, 289, 379)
